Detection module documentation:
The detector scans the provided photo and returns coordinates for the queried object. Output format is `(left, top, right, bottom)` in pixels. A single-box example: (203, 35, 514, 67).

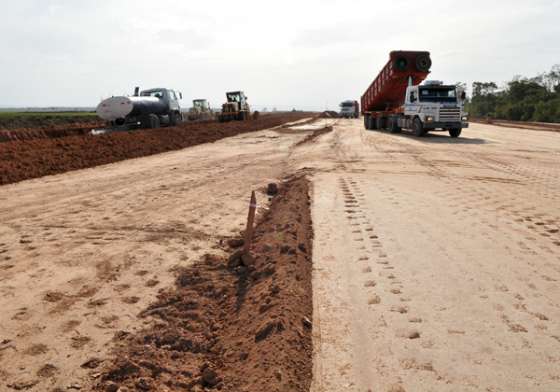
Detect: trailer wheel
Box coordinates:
(449, 128, 462, 138)
(376, 117, 384, 130)
(364, 115, 370, 130)
(413, 118, 426, 137)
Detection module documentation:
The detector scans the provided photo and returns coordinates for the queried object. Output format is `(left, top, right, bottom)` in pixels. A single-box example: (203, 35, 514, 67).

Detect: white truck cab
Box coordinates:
(403, 81, 469, 136)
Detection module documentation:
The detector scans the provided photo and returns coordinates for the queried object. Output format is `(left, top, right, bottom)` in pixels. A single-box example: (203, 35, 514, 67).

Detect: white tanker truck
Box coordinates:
(96, 87, 183, 131)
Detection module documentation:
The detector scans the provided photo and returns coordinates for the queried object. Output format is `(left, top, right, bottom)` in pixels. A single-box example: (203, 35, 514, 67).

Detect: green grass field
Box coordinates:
(0, 111, 96, 118)
(0, 111, 100, 130)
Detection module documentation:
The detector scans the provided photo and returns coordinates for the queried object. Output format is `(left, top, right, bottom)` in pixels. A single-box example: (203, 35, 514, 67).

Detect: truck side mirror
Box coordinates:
(179, 92, 183, 100)
(410, 94, 416, 103)
(461, 91, 466, 100)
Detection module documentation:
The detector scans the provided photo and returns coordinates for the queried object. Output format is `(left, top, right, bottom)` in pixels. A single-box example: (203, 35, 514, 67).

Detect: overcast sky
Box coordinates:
(1, 0, 559, 110)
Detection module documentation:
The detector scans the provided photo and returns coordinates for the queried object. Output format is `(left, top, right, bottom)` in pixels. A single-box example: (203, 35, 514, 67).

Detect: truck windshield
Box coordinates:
(419, 87, 457, 103)
(341, 103, 354, 108)
(141, 90, 165, 99)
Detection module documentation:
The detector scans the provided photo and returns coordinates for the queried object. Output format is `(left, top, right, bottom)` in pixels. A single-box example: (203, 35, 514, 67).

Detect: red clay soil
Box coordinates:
(94, 176, 313, 392)
(295, 126, 333, 146)
(0, 113, 310, 186)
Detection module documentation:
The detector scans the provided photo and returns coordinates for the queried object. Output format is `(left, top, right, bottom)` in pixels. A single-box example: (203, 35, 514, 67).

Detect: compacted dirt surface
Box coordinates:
(1, 118, 559, 391)
(306, 121, 560, 392)
(0, 118, 327, 391)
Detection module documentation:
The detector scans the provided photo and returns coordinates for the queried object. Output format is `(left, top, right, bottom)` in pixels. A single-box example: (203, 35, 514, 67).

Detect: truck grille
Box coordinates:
(439, 108, 461, 122)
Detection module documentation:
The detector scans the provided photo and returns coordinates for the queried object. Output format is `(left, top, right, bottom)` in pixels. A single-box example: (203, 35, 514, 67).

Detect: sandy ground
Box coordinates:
(0, 119, 328, 391)
(308, 121, 560, 391)
(1, 119, 559, 391)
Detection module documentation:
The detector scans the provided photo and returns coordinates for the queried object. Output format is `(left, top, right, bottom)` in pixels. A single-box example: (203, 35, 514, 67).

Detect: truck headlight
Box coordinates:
(426, 116, 434, 122)
(461, 116, 468, 121)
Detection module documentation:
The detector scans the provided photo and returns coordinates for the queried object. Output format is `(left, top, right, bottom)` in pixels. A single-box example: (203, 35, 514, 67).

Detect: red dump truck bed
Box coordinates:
(361, 51, 432, 114)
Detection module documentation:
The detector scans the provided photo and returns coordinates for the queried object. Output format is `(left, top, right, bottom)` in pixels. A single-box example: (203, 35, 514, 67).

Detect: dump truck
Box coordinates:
(361, 51, 468, 137)
(339, 100, 360, 118)
(187, 99, 213, 121)
(96, 87, 183, 130)
(217, 91, 250, 122)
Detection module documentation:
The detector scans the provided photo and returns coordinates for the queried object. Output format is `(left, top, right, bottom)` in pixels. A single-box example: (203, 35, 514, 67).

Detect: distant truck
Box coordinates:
(217, 91, 251, 122)
(339, 100, 360, 118)
(96, 87, 183, 130)
(361, 51, 468, 137)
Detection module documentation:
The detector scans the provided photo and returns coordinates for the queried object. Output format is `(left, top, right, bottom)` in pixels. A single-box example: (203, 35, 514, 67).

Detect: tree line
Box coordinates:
(467, 65, 560, 123)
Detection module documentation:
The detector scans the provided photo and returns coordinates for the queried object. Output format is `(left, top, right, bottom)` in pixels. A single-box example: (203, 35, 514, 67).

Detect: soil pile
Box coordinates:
(0, 124, 101, 142)
(95, 176, 313, 391)
(319, 111, 339, 118)
(296, 126, 333, 146)
(0, 113, 310, 186)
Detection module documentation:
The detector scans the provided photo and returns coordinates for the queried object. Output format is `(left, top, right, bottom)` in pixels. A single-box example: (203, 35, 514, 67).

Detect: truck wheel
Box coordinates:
(389, 117, 401, 133)
(169, 111, 180, 126)
(413, 118, 426, 137)
(376, 117, 385, 130)
(149, 114, 160, 129)
(364, 115, 371, 130)
(449, 128, 462, 138)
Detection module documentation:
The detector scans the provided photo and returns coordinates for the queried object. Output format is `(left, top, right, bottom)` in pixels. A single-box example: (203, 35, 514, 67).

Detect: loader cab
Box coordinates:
(192, 99, 210, 112)
(226, 91, 247, 105)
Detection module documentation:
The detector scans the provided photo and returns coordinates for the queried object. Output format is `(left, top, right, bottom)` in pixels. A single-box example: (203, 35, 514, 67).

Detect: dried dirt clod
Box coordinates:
(200, 366, 220, 388)
(267, 183, 279, 196)
(255, 320, 284, 342)
(227, 238, 244, 249)
(81, 358, 103, 369)
(104, 383, 119, 392)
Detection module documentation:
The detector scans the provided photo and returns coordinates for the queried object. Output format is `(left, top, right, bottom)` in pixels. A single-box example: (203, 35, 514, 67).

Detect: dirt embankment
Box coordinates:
(0, 113, 310, 186)
(94, 176, 313, 392)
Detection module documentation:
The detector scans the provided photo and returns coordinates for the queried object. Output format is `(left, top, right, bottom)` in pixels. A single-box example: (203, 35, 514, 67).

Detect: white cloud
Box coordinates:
(0, 0, 558, 109)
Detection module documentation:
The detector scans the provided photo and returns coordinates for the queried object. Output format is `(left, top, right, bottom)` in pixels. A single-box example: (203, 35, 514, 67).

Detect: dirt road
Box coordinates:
(1, 119, 559, 391)
(309, 121, 560, 391)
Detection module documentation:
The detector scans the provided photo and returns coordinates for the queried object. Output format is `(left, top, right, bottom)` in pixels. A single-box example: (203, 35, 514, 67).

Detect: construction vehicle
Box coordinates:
(361, 51, 468, 137)
(339, 100, 360, 118)
(96, 87, 183, 130)
(217, 91, 251, 122)
(187, 99, 213, 121)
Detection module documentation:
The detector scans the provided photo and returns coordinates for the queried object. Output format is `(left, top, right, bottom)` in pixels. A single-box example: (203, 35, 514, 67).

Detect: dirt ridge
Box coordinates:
(95, 176, 313, 392)
(0, 113, 310, 186)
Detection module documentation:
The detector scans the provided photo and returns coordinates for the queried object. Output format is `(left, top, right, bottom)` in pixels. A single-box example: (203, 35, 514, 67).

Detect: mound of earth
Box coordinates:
(95, 176, 313, 391)
(0, 113, 310, 186)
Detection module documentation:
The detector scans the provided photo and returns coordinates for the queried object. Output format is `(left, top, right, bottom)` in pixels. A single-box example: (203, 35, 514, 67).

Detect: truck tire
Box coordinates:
(376, 117, 385, 130)
(169, 111, 180, 126)
(413, 118, 426, 137)
(449, 128, 462, 138)
(365, 115, 373, 130)
(388, 117, 401, 133)
(149, 114, 160, 129)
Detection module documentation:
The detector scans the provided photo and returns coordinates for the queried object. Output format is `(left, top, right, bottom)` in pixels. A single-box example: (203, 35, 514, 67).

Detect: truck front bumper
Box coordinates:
(425, 121, 469, 130)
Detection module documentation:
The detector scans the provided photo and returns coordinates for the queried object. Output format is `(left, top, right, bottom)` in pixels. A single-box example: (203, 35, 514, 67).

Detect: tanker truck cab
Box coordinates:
(96, 87, 183, 131)
(402, 81, 469, 137)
